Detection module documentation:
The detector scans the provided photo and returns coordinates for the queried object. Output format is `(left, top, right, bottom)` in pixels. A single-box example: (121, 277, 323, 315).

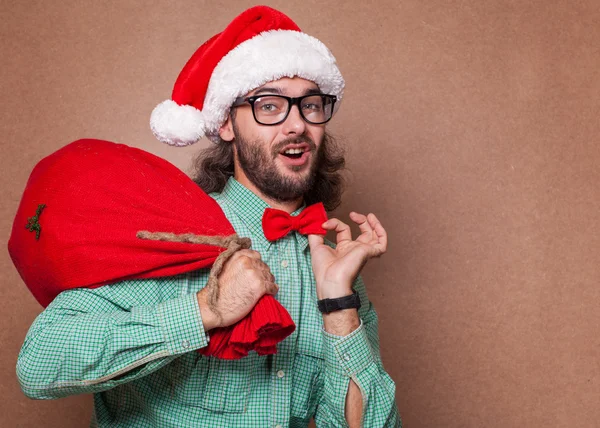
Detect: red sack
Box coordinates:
(8, 139, 295, 359)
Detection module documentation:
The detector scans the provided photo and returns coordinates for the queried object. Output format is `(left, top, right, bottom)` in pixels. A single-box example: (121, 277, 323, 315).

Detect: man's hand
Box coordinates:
(308, 212, 387, 299)
(197, 249, 278, 331)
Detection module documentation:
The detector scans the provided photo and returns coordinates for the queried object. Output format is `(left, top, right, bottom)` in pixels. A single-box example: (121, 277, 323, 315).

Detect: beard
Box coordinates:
(232, 123, 322, 204)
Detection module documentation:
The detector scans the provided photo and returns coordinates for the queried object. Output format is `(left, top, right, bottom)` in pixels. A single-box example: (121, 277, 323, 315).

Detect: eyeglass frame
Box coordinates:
(231, 93, 338, 126)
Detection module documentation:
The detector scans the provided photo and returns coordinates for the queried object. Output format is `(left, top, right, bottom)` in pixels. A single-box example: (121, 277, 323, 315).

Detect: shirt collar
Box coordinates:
(220, 177, 309, 252)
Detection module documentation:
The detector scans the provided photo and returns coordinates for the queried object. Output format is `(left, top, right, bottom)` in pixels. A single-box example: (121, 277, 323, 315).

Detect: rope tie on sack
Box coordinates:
(136, 231, 251, 309)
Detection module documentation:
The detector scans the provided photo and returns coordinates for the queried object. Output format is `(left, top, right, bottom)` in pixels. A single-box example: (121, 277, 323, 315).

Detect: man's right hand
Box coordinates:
(196, 249, 278, 331)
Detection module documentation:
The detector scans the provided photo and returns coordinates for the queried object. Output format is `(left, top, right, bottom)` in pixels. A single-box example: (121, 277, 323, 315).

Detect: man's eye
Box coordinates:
(302, 103, 322, 111)
(260, 104, 279, 112)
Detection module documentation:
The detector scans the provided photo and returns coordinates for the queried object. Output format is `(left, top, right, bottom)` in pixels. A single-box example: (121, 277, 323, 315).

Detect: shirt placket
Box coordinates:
(270, 235, 300, 428)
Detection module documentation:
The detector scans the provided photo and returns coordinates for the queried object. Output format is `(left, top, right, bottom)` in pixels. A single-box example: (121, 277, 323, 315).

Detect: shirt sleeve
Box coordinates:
(315, 275, 402, 427)
(16, 276, 209, 400)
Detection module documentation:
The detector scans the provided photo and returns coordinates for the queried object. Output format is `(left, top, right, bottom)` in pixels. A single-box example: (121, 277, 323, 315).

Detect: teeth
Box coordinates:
(284, 148, 304, 154)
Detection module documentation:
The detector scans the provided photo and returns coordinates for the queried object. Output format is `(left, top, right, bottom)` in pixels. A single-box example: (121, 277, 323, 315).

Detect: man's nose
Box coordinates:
(281, 105, 306, 135)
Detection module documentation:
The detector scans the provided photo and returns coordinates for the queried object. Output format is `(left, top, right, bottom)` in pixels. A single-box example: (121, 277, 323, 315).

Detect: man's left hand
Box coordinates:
(308, 212, 387, 300)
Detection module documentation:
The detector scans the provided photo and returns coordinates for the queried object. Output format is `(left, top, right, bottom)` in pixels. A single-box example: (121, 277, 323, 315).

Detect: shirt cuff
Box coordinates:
(156, 293, 209, 355)
(322, 320, 376, 377)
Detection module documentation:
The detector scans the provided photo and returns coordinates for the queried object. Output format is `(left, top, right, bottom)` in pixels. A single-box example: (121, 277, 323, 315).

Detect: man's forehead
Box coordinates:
(247, 77, 320, 96)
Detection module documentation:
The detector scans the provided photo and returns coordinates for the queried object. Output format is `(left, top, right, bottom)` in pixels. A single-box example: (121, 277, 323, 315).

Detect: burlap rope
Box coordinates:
(136, 231, 252, 318)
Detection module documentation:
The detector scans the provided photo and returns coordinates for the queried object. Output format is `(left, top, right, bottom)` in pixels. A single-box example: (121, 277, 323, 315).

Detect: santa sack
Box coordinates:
(8, 139, 295, 359)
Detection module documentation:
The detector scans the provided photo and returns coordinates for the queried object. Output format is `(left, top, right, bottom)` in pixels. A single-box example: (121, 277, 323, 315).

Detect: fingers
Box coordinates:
(319, 212, 387, 256)
(265, 281, 279, 295)
(350, 211, 370, 233)
(370, 213, 388, 253)
(239, 249, 262, 260)
(264, 267, 276, 283)
(322, 218, 353, 244)
(363, 212, 387, 254)
(307, 233, 324, 250)
(350, 212, 388, 255)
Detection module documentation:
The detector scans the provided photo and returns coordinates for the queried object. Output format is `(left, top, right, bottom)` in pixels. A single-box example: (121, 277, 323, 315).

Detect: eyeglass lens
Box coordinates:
(253, 95, 334, 125)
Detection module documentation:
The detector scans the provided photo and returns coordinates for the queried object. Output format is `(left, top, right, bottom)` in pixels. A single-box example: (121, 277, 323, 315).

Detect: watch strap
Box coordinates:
(317, 289, 361, 314)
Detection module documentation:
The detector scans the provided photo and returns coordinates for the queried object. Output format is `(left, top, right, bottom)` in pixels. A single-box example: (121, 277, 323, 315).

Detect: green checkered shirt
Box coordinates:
(17, 177, 401, 427)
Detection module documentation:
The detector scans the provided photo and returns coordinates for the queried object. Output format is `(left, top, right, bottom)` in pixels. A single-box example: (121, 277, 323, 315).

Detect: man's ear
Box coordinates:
(219, 114, 235, 142)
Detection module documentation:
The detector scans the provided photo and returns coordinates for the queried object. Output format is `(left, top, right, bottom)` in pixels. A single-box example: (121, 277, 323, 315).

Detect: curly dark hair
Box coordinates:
(190, 131, 347, 212)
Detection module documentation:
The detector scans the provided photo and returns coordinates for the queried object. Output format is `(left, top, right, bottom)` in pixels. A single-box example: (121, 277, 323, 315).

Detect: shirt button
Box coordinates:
(275, 425, 283, 428)
(182, 340, 190, 349)
(281, 260, 288, 268)
(277, 370, 285, 378)
(344, 353, 351, 362)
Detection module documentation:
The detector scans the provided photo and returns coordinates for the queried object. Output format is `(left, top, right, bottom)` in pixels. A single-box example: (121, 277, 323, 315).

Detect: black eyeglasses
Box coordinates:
(231, 94, 337, 125)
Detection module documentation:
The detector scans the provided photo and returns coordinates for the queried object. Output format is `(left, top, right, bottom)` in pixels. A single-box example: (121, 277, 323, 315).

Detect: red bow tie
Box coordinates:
(262, 202, 328, 241)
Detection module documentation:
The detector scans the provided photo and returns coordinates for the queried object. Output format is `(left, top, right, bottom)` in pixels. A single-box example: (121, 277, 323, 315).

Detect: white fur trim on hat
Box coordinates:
(150, 100, 206, 146)
(151, 29, 344, 145)
(202, 30, 344, 142)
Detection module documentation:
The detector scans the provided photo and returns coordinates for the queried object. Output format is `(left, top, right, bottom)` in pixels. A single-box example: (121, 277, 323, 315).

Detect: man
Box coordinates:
(17, 6, 401, 427)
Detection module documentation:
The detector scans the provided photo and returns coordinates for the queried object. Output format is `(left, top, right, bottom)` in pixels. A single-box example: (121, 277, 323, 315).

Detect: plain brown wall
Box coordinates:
(2, 1, 599, 427)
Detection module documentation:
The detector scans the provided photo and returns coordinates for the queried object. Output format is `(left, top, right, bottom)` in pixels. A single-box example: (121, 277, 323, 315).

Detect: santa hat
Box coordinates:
(150, 5, 345, 146)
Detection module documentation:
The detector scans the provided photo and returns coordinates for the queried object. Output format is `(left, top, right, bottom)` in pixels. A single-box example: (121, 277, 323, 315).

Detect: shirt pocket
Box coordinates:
(171, 353, 254, 414)
(201, 354, 255, 413)
(170, 353, 209, 407)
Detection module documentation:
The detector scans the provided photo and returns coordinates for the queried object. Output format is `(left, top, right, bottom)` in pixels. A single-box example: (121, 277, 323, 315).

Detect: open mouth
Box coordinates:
(282, 151, 304, 159)
(276, 142, 312, 167)
(278, 145, 311, 167)
(279, 143, 310, 158)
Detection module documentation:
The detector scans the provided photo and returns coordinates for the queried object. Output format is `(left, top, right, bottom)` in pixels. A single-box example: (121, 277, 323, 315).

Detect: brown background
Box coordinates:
(2, 0, 599, 427)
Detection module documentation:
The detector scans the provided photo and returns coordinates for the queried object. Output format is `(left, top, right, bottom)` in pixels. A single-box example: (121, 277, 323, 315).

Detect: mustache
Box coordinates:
(272, 135, 316, 156)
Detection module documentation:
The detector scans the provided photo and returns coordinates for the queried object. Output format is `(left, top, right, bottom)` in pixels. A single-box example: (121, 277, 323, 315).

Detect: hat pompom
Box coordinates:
(150, 100, 205, 146)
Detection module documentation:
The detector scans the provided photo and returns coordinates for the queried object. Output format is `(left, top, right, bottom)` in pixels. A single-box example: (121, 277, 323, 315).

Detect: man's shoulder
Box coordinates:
(209, 190, 230, 212)
(208, 190, 221, 201)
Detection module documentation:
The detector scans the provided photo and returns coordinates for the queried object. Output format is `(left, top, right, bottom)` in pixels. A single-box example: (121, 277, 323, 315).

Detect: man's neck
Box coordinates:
(234, 172, 303, 214)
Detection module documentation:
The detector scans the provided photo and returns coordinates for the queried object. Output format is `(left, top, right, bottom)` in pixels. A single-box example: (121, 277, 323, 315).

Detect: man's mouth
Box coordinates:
(281, 148, 304, 159)
(278, 143, 311, 159)
(278, 143, 312, 166)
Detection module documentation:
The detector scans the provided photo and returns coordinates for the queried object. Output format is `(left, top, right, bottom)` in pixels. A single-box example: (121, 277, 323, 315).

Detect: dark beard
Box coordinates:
(232, 125, 321, 204)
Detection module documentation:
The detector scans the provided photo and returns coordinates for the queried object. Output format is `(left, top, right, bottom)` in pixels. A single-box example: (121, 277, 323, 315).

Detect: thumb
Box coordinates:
(307, 233, 324, 251)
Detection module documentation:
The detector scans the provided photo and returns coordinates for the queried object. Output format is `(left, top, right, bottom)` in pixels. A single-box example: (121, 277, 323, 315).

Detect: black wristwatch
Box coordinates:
(317, 289, 361, 314)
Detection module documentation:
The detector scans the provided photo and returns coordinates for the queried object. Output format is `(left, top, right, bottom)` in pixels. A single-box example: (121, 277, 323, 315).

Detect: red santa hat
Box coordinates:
(150, 5, 345, 146)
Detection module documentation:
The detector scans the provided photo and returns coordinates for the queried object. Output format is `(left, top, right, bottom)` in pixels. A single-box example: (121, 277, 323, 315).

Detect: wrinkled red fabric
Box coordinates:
(262, 203, 328, 242)
(199, 296, 296, 359)
(8, 139, 300, 359)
